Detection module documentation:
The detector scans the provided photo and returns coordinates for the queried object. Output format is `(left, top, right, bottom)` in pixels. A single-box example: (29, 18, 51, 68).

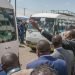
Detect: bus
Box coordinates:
(31, 12, 75, 34)
(26, 11, 75, 49)
(0, 0, 19, 63)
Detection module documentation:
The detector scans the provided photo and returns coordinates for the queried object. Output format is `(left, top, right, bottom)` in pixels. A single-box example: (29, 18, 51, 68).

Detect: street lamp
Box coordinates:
(15, 0, 16, 16)
(9, 0, 16, 16)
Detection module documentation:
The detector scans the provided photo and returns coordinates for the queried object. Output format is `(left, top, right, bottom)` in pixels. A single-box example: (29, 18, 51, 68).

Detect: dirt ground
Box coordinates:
(19, 45, 37, 69)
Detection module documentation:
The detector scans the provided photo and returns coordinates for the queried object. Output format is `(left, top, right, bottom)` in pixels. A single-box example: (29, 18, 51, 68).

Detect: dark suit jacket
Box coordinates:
(62, 39, 75, 55)
(41, 30, 75, 55)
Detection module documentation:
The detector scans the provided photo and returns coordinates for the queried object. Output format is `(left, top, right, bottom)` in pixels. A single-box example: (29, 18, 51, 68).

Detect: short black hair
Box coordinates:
(31, 64, 57, 75)
(52, 35, 62, 48)
(36, 40, 51, 52)
(1, 53, 20, 71)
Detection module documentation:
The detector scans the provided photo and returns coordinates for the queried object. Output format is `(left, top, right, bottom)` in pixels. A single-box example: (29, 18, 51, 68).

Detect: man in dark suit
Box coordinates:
(51, 35, 74, 75)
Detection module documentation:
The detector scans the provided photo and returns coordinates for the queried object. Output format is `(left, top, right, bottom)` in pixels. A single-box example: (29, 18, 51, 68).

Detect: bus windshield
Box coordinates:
(0, 8, 17, 43)
(28, 17, 54, 34)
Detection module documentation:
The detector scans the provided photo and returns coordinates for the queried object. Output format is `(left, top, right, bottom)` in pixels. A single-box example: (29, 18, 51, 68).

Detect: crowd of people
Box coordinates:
(0, 18, 75, 75)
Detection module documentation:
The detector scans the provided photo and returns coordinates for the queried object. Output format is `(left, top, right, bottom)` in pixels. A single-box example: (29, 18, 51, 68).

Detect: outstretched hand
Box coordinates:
(29, 18, 42, 32)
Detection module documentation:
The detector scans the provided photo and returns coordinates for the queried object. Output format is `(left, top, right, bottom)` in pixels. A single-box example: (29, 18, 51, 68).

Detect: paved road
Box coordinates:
(19, 46, 37, 69)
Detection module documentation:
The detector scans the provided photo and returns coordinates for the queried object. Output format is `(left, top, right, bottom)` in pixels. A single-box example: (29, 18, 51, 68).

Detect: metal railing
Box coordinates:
(50, 10, 75, 16)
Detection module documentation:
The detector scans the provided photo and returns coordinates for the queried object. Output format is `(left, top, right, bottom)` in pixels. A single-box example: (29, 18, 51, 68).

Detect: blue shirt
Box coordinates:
(26, 55, 68, 75)
(0, 64, 6, 75)
(19, 24, 25, 35)
(0, 71, 6, 75)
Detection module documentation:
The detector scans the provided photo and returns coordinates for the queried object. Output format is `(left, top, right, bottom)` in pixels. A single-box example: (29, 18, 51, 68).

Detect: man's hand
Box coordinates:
(29, 18, 42, 32)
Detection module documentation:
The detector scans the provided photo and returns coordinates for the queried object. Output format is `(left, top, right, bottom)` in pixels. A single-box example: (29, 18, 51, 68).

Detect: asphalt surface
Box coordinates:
(19, 45, 37, 69)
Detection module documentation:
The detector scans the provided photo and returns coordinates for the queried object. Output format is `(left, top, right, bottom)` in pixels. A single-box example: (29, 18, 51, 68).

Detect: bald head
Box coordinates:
(1, 53, 20, 71)
(52, 35, 62, 48)
(31, 64, 56, 75)
(36, 40, 51, 56)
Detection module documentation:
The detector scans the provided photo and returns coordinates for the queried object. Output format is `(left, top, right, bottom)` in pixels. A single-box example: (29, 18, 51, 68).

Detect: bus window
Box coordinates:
(45, 18, 54, 33)
(0, 8, 17, 43)
(30, 17, 55, 34)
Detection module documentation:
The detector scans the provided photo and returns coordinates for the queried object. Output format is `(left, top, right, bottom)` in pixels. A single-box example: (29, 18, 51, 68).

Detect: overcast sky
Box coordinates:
(11, 0, 75, 16)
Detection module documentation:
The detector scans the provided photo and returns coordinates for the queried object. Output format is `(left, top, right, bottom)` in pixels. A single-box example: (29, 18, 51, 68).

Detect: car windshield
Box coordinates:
(0, 8, 17, 43)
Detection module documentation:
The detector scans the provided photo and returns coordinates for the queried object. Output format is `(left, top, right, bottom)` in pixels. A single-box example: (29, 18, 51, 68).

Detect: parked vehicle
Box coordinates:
(26, 12, 75, 49)
(0, 0, 19, 63)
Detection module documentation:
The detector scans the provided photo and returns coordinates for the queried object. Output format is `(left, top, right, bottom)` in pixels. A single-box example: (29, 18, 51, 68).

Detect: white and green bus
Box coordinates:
(31, 12, 75, 34)
(26, 12, 75, 48)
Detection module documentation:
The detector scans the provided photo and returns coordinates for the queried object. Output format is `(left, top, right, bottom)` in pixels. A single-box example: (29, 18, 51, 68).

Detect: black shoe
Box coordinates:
(21, 42, 25, 45)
